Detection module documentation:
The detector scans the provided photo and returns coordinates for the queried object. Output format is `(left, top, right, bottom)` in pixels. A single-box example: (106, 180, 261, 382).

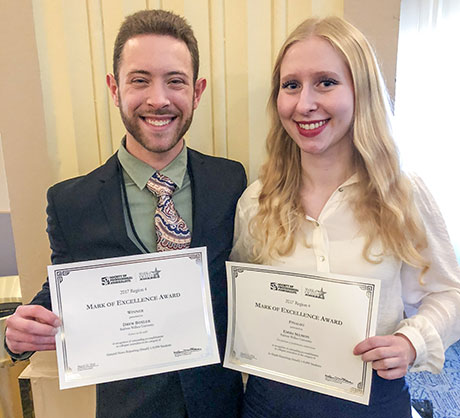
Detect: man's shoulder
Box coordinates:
(187, 147, 245, 175)
(48, 154, 118, 196)
(186, 147, 247, 203)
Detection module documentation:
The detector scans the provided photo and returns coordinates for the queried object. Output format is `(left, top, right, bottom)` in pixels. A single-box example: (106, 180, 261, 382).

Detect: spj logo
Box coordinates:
(100, 274, 133, 286)
(269, 282, 299, 294)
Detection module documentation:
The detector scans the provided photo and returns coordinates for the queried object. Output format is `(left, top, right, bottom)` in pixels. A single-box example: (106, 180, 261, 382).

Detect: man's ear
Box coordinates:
(193, 78, 207, 109)
(106, 74, 120, 107)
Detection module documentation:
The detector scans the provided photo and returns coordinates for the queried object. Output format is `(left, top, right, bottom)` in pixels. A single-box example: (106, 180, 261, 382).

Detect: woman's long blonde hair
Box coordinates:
(250, 17, 428, 274)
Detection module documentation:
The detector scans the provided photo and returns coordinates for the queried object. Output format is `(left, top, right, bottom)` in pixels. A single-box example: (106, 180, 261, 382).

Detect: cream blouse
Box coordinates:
(230, 174, 460, 373)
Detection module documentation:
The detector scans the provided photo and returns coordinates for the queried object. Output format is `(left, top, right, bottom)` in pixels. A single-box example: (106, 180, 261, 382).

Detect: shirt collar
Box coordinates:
(340, 173, 359, 188)
(249, 173, 359, 199)
(117, 139, 188, 190)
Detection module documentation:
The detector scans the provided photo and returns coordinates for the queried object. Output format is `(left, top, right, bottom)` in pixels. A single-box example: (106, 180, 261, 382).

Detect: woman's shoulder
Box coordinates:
(238, 179, 262, 207)
(405, 171, 427, 191)
(404, 172, 439, 214)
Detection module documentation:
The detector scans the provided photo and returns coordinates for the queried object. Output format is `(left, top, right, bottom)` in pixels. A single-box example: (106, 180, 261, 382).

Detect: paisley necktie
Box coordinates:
(146, 172, 191, 252)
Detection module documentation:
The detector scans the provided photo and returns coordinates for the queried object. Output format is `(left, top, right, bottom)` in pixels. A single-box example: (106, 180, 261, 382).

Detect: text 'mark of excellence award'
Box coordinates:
(224, 262, 381, 405)
(48, 247, 220, 389)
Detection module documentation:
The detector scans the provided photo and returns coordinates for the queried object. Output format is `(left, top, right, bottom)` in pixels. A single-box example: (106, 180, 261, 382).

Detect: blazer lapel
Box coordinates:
(97, 155, 143, 255)
(187, 149, 207, 248)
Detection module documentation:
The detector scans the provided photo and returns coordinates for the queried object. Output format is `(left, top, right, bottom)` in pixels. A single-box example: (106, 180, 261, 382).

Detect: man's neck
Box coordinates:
(125, 136, 185, 171)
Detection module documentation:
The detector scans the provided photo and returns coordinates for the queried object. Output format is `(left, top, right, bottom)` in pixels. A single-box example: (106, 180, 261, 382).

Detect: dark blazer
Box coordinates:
(31, 148, 247, 418)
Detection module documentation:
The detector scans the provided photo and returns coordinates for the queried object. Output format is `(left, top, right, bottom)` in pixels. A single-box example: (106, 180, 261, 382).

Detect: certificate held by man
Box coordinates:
(48, 247, 220, 389)
(224, 262, 381, 405)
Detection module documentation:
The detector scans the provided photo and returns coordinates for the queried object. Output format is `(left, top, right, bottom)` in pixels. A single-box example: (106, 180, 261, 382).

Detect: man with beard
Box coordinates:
(5, 9, 245, 418)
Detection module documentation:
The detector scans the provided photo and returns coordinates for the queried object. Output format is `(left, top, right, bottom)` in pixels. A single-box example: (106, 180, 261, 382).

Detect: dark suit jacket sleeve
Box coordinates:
(29, 183, 76, 310)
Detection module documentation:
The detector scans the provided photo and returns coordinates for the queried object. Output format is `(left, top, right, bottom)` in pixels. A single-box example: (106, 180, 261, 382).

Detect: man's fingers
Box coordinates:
(4, 305, 60, 354)
(6, 340, 56, 354)
(5, 327, 57, 345)
(6, 305, 60, 335)
(6, 314, 58, 337)
(5, 325, 57, 354)
(14, 305, 60, 327)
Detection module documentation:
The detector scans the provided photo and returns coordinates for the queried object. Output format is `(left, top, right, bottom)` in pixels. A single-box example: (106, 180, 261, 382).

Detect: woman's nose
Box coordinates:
(295, 87, 319, 115)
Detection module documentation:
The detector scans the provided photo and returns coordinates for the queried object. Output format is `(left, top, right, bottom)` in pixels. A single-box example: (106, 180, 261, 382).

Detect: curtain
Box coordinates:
(395, 0, 460, 258)
(31, 0, 344, 184)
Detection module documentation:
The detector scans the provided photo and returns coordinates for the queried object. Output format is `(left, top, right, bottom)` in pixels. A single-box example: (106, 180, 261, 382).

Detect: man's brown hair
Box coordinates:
(113, 9, 199, 82)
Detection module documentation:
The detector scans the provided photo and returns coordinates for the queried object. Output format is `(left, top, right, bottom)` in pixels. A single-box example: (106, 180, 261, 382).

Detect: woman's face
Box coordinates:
(277, 36, 354, 161)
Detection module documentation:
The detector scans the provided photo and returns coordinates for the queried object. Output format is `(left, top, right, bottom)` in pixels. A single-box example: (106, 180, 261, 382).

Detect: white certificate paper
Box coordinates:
(48, 247, 220, 389)
(224, 262, 380, 405)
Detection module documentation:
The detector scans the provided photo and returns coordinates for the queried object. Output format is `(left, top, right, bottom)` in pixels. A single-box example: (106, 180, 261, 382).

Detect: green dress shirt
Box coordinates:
(117, 142, 193, 253)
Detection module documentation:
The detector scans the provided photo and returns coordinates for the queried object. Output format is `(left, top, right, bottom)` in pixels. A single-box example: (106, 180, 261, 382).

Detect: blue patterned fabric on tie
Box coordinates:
(146, 172, 191, 252)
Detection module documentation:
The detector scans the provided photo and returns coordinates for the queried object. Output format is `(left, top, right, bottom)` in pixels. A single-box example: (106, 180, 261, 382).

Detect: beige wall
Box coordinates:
(0, 0, 53, 303)
(0, 135, 10, 213)
(0, 0, 400, 416)
(344, 0, 401, 99)
(0, 1, 62, 413)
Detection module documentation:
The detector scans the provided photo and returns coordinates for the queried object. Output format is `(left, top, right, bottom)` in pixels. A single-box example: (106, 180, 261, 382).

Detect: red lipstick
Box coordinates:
(296, 120, 329, 138)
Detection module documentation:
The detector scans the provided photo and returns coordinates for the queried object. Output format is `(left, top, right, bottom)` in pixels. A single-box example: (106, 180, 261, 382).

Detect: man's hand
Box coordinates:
(353, 334, 416, 380)
(5, 305, 60, 354)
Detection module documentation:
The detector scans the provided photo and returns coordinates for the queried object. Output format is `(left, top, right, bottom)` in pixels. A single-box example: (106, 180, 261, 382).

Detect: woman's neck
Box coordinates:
(300, 151, 354, 193)
(299, 149, 355, 220)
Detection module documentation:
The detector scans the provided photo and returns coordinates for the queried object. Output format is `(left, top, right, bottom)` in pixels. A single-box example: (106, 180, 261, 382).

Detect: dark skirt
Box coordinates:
(242, 371, 411, 418)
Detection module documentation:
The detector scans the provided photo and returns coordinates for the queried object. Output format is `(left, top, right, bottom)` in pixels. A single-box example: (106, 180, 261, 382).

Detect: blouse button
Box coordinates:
(315, 221, 320, 227)
(338, 187, 344, 192)
(319, 255, 326, 262)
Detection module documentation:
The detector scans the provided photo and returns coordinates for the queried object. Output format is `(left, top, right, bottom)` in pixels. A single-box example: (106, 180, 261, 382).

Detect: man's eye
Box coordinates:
(132, 79, 147, 84)
(169, 79, 185, 85)
(281, 80, 299, 90)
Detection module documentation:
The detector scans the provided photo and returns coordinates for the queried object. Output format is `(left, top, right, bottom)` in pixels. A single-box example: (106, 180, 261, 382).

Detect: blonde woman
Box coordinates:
(231, 17, 460, 417)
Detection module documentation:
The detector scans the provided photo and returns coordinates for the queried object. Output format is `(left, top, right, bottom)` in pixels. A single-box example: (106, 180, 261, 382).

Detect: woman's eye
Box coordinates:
(281, 80, 299, 90)
(319, 78, 338, 88)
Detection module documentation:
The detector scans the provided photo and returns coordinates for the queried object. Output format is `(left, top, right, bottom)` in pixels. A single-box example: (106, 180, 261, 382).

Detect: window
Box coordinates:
(395, 0, 460, 260)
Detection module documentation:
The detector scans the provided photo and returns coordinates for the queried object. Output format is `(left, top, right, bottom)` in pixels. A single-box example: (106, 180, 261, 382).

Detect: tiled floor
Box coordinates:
(407, 339, 460, 418)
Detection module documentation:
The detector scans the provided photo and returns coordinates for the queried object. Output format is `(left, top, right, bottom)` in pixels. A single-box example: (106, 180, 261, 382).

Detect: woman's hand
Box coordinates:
(353, 334, 416, 380)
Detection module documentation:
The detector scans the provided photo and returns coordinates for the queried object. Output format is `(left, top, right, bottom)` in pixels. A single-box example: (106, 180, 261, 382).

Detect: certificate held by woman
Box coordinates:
(224, 261, 380, 405)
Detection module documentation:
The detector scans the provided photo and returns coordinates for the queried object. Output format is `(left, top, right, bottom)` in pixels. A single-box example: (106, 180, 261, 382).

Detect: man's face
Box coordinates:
(107, 34, 206, 166)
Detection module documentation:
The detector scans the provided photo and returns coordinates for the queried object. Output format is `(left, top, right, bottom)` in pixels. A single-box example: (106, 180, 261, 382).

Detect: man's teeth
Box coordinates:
(299, 120, 327, 130)
(145, 118, 172, 126)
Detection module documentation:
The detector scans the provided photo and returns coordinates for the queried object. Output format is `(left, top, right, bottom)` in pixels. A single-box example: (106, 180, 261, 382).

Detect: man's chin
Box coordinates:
(137, 136, 183, 155)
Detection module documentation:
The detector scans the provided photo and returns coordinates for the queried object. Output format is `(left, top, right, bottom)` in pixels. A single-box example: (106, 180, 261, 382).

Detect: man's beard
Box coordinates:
(119, 104, 193, 154)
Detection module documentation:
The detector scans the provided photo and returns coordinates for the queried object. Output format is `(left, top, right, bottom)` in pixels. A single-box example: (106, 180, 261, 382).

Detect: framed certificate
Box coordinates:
(224, 262, 380, 405)
(48, 247, 220, 389)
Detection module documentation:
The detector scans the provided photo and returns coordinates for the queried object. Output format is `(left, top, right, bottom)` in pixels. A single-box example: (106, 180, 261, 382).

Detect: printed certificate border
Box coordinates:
(224, 262, 380, 405)
(49, 247, 219, 389)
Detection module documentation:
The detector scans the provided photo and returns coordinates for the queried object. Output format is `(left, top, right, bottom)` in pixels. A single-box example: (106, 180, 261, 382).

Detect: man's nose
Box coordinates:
(145, 83, 170, 109)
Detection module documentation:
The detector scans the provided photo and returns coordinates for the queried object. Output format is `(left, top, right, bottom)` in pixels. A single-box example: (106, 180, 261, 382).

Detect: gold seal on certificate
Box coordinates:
(224, 262, 381, 405)
(48, 247, 220, 389)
